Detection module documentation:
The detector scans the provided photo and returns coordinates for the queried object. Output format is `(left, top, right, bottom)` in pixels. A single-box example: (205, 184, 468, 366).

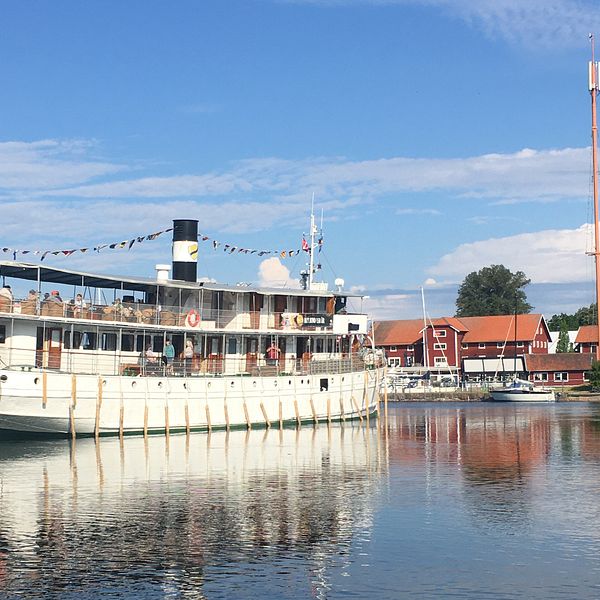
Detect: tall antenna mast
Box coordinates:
(308, 192, 317, 290)
(589, 34, 600, 360)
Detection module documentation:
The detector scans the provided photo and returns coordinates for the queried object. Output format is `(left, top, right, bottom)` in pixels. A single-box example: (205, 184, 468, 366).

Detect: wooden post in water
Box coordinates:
(339, 397, 345, 422)
(309, 397, 318, 425)
(327, 397, 331, 426)
(352, 396, 363, 423)
(364, 371, 369, 427)
(185, 404, 190, 436)
(143, 405, 148, 438)
(71, 374, 77, 408)
(205, 404, 212, 432)
(164, 405, 169, 437)
(279, 399, 283, 429)
(69, 405, 76, 440)
(119, 405, 125, 439)
(294, 399, 301, 428)
(384, 368, 389, 423)
(224, 400, 230, 431)
(260, 401, 270, 428)
(42, 371, 47, 408)
(94, 377, 103, 441)
(243, 402, 251, 430)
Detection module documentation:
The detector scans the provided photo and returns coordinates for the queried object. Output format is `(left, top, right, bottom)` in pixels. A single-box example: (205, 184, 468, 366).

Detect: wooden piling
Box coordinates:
(278, 399, 283, 429)
(71, 374, 77, 408)
(143, 405, 148, 438)
(327, 397, 331, 426)
(69, 405, 76, 440)
(294, 399, 301, 428)
(260, 402, 271, 428)
(309, 398, 318, 424)
(243, 402, 251, 430)
(164, 405, 169, 437)
(94, 377, 103, 441)
(119, 405, 124, 439)
(352, 396, 363, 423)
(42, 371, 47, 408)
(185, 404, 190, 436)
(224, 399, 230, 431)
(205, 404, 212, 432)
(339, 397, 345, 422)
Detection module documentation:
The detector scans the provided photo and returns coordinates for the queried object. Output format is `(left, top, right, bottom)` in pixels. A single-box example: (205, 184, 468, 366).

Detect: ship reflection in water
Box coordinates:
(2, 404, 600, 599)
(0, 426, 386, 599)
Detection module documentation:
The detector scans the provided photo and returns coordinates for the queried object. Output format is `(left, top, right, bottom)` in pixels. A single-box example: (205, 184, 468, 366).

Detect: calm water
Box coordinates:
(1, 403, 600, 599)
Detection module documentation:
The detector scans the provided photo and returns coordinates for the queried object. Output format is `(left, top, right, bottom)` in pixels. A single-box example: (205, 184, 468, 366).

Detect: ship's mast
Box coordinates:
(308, 193, 318, 290)
(589, 34, 600, 360)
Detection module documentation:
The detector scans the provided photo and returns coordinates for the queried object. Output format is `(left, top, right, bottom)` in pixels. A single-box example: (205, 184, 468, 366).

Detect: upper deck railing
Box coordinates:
(0, 296, 342, 333)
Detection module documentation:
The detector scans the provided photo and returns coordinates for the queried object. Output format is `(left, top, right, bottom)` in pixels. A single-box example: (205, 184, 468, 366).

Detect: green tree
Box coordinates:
(547, 303, 597, 331)
(588, 360, 600, 391)
(556, 321, 572, 353)
(455, 265, 532, 317)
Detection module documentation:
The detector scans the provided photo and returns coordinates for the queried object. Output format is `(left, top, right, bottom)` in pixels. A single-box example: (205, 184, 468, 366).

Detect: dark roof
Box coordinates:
(0, 260, 350, 297)
(525, 353, 593, 372)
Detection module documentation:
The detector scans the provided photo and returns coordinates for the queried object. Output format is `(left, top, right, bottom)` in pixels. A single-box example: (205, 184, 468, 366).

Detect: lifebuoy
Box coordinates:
(186, 309, 200, 327)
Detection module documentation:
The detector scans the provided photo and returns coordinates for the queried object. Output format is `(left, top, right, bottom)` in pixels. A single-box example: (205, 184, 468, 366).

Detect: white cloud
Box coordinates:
(428, 223, 595, 284)
(285, 0, 600, 48)
(396, 208, 441, 216)
(257, 257, 301, 288)
(364, 293, 413, 320)
(35, 146, 591, 208)
(0, 139, 124, 190)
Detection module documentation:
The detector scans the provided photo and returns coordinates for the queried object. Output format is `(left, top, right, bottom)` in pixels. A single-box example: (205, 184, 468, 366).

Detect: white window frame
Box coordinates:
(434, 356, 448, 366)
(533, 372, 548, 382)
(406, 345, 414, 352)
(554, 372, 568, 382)
(478, 343, 486, 349)
(461, 343, 468, 349)
(496, 342, 504, 348)
(390, 346, 397, 352)
(516, 341, 524, 348)
(433, 343, 447, 350)
(434, 329, 446, 338)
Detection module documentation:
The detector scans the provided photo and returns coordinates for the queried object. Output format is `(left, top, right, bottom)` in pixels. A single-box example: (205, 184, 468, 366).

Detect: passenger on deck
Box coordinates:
(72, 293, 87, 317)
(48, 290, 63, 303)
(27, 289, 38, 301)
(0, 285, 13, 302)
(145, 344, 157, 375)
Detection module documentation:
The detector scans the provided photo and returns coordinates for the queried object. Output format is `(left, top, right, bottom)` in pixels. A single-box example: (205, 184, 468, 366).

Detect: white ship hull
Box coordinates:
(0, 367, 382, 435)
(489, 389, 555, 403)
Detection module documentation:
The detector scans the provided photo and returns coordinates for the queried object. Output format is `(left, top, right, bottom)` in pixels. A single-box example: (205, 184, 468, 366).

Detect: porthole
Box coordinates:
(230, 381, 235, 388)
(158, 381, 163, 388)
(288, 380, 292, 385)
(102, 379, 107, 386)
(253, 381, 257, 387)
(274, 381, 278, 387)
(301, 379, 304, 384)
(183, 383, 187, 390)
(131, 381, 137, 388)
(342, 377, 345, 382)
(34, 377, 39, 385)
(208, 382, 212, 389)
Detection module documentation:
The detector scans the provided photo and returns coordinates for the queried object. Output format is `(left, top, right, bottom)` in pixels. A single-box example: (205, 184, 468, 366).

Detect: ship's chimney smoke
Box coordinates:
(172, 219, 199, 282)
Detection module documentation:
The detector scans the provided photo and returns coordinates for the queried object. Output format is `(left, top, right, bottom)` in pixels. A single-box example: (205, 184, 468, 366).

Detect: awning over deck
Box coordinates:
(462, 357, 525, 374)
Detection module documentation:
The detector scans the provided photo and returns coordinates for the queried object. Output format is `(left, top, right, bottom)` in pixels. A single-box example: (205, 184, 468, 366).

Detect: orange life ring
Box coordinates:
(186, 309, 200, 327)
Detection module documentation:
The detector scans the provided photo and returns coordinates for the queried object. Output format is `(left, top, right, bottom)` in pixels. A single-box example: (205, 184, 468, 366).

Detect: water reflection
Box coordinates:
(3, 405, 600, 598)
(0, 426, 386, 599)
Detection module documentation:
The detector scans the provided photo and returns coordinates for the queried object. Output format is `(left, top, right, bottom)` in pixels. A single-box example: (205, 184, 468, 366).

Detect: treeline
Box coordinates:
(547, 303, 597, 331)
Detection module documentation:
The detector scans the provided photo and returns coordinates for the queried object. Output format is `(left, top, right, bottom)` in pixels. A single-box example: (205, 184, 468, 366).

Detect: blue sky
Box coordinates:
(1, 0, 600, 320)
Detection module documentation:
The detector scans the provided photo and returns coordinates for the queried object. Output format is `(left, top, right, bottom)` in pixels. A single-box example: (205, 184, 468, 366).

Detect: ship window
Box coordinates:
(72, 331, 82, 349)
(0, 325, 5, 344)
(136, 335, 146, 353)
(121, 334, 135, 352)
(316, 338, 324, 353)
(152, 336, 162, 353)
(82, 332, 97, 350)
(64, 331, 71, 349)
(227, 337, 237, 354)
(320, 378, 328, 391)
(101, 333, 117, 352)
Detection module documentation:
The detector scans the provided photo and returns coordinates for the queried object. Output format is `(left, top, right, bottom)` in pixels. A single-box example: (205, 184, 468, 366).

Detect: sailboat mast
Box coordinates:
(589, 34, 600, 361)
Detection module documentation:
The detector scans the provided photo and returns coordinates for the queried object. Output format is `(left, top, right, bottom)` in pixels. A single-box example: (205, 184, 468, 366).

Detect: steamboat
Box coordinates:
(0, 219, 381, 436)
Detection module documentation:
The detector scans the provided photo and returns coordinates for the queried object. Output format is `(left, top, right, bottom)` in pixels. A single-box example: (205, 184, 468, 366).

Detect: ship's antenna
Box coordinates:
(309, 193, 316, 290)
(589, 33, 600, 360)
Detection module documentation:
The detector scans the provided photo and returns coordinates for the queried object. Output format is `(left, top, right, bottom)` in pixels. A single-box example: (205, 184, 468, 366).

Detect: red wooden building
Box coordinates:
(525, 353, 593, 387)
